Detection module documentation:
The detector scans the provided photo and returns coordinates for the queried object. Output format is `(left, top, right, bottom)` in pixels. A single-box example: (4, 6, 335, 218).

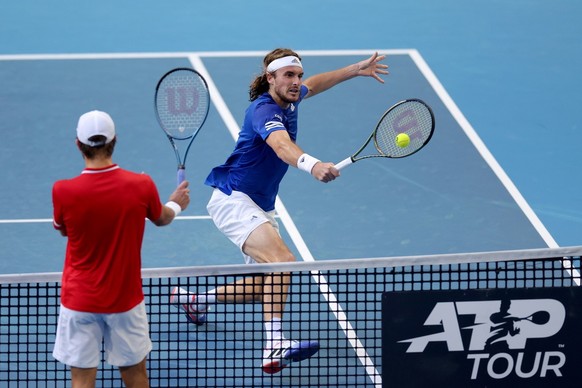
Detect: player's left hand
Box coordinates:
(355, 52, 389, 83)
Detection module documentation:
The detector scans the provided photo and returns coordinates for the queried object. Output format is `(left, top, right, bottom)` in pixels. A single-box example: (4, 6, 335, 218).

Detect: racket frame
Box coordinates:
(154, 67, 210, 184)
(334, 98, 435, 171)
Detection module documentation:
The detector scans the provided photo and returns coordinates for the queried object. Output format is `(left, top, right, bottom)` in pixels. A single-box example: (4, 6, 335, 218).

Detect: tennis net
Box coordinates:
(0, 246, 580, 387)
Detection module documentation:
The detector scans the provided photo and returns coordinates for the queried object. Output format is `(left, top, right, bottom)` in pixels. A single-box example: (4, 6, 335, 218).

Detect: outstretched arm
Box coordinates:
(266, 130, 339, 183)
(303, 52, 389, 98)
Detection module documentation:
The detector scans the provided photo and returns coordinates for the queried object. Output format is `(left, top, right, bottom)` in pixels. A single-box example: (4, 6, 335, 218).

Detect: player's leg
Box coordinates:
(53, 305, 102, 386)
(172, 188, 277, 321)
(170, 276, 264, 324)
(104, 302, 152, 386)
(70, 367, 98, 387)
(214, 275, 265, 303)
(172, 221, 293, 325)
(242, 221, 294, 322)
(243, 223, 319, 374)
(119, 357, 149, 388)
(178, 189, 318, 372)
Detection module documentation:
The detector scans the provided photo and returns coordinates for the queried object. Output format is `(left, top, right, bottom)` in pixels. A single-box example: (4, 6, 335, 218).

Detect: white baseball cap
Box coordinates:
(76, 110, 116, 146)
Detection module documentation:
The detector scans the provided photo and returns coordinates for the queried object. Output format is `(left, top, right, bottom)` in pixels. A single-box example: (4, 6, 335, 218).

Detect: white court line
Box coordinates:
(0, 216, 212, 224)
(0, 49, 412, 62)
(188, 53, 382, 387)
(409, 49, 557, 248)
(0, 219, 53, 223)
(408, 49, 580, 284)
(275, 198, 382, 387)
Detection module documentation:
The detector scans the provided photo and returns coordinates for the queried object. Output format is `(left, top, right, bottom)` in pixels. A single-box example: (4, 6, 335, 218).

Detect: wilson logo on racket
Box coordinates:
(165, 87, 200, 115)
(392, 108, 422, 140)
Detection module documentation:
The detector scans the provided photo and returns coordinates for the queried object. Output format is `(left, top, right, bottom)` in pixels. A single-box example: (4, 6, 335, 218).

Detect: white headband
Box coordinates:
(266, 56, 303, 73)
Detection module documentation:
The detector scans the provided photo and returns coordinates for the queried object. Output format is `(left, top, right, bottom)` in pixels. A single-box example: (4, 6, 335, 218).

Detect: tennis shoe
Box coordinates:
(262, 339, 320, 374)
(169, 286, 207, 326)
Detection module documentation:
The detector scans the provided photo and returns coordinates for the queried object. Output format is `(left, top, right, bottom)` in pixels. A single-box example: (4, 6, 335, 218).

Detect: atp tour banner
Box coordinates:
(382, 287, 581, 387)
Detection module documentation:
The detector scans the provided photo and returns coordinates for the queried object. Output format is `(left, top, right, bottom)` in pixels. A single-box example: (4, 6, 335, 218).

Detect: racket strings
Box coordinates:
(374, 101, 434, 158)
(156, 70, 210, 139)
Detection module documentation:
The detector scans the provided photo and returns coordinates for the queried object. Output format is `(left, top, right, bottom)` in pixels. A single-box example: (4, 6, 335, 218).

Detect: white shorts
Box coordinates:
(52, 301, 152, 368)
(206, 189, 279, 264)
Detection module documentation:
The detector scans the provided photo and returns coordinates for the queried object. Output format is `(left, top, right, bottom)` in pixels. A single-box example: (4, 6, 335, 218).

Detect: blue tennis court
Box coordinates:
(1, 1, 581, 273)
(0, 50, 553, 274)
(0, 1, 580, 387)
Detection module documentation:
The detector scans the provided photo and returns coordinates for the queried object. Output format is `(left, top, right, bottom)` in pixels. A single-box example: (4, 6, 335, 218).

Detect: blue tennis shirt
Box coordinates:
(205, 85, 309, 212)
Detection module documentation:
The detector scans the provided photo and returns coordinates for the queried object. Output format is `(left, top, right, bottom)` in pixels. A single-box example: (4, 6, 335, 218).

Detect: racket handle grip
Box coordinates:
(177, 168, 185, 186)
(334, 157, 353, 171)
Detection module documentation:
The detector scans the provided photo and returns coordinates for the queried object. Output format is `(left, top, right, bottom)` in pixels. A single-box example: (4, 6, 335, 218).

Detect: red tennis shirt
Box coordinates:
(52, 165, 162, 313)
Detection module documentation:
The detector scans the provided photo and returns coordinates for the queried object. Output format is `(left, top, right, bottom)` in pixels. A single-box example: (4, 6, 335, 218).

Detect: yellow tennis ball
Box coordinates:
(396, 133, 410, 148)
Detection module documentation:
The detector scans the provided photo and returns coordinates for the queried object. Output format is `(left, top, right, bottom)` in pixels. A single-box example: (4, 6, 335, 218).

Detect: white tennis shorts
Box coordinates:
(206, 189, 279, 264)
(52, 301, 152, 368)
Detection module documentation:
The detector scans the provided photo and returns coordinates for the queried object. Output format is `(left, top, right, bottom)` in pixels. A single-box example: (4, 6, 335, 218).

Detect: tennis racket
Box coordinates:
(154, 67, 210, 185)
(334, 99, 435, 171)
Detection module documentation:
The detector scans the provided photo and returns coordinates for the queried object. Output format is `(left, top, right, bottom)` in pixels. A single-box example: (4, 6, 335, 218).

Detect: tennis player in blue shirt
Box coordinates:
(171, 48, 388, 374)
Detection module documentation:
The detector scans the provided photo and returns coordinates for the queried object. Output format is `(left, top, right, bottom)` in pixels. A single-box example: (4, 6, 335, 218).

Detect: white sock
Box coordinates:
(176, 288, 215, 310)
(265, 317, 284, 344)
(196, 289, 216, 306)
(175, 288, 192, 304)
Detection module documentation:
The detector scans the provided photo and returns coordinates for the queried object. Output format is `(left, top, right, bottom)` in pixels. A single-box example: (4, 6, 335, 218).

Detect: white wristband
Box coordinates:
(165, 201, 182, 217)
(297, 153, 320, 174)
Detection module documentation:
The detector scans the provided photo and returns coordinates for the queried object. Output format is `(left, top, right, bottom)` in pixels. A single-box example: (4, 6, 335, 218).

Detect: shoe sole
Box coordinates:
(286, 340, 320, 362)
(262, 360, 288, 374)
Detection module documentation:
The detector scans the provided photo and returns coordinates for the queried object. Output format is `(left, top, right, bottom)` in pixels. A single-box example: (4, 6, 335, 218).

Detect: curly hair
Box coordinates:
(248, 48, 302, 101)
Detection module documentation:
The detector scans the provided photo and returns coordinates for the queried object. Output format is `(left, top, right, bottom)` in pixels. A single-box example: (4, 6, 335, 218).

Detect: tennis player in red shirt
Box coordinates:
(52, 110, 190, 387)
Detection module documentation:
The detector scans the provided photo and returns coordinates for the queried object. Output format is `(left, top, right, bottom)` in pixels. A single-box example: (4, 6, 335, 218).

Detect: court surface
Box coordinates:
(1, 1, 580, 276)
(1, 2, 581, 387)
(0, 49, 557, 274)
